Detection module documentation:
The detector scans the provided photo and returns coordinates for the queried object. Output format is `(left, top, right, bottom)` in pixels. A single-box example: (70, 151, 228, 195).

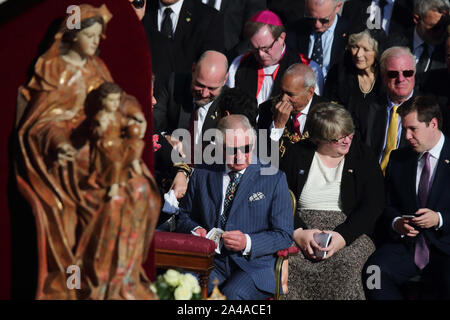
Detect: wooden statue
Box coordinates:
(15, 4, 160, 300)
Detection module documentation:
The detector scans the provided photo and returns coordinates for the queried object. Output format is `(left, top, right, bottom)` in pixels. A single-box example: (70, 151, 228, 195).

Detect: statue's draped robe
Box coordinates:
(17, 54, 160, 300)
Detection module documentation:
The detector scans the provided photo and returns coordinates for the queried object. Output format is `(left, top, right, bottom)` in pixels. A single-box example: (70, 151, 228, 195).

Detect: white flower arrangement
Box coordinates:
(151, 269, 202, 300)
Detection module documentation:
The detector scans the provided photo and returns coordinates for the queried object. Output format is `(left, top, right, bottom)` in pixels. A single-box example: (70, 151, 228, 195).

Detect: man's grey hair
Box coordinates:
(284, 63, 317, 88)
(413, 0, 450, 17)
(216, 114, 256, 145)
(379, 46, 416, 75)
(306, 0, 341, 6)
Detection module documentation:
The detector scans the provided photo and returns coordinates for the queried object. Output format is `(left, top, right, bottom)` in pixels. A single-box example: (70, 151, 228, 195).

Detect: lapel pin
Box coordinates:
(186, 17, 191, 22)
(348, 169, 353, 173)
(298, 169, 305, 175)
(445, 160, 449, 164)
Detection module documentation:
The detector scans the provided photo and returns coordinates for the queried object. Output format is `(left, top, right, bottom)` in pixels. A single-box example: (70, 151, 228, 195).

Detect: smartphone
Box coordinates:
(313, 232, 332, 259)
(402, 215, 416, 219)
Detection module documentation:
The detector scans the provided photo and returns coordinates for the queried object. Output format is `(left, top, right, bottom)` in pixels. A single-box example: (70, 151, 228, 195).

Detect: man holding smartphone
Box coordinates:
(363, 95, 450, 300)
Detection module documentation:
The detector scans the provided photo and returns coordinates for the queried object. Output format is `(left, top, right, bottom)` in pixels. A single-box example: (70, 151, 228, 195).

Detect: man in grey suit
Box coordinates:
(176, 115, 293, 299)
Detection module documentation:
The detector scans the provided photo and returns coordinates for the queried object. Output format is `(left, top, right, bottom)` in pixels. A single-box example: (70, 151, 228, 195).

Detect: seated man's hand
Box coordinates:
(222, 230, 247, 252)
(293, 228, 322, 260)
(194, 227, 207, 237)
(170, 171, 188, 199)
(411, 208, 440, 229)
(273, 100, 293, 129)
(394, 217, 419, 237)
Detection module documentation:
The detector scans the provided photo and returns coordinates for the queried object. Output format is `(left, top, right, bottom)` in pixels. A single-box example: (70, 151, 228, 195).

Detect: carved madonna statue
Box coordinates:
(15, 4, 160, 300)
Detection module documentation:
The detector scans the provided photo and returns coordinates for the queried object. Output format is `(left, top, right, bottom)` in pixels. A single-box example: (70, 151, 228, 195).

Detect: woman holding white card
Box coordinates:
(280, 103, 385, 300)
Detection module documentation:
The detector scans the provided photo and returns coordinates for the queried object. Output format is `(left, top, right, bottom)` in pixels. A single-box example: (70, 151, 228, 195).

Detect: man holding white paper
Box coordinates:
(176, 115, 293, 300)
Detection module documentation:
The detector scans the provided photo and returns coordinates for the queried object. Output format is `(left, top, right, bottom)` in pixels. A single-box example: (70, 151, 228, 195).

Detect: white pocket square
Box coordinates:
(249, 192, 265, 202)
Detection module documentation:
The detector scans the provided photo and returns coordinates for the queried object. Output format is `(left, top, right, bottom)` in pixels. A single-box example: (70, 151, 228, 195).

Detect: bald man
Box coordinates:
(258, 63, 328, 156)
(153, 50, 228, 140)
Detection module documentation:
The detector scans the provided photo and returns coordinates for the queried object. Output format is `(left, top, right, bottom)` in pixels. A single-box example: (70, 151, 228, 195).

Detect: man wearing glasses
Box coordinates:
(287, 0, 351, 92)
(355, 46, 417, 173)
(176, 114, 293, 299)
(226, 10, 309, 106)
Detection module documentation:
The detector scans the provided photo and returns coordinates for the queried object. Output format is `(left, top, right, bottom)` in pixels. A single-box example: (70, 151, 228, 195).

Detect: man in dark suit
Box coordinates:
(363, 95, 450, 300)
(341, 0, 414, 35)
(258, 63, 327, 157)
(142, 0, 225, 83)
(201, 0, 267, 61)
(176, 114, 293, 299)
(153, 50, 228, 139)
(286, 0, 351, 90)
(355, 46, 416, 173)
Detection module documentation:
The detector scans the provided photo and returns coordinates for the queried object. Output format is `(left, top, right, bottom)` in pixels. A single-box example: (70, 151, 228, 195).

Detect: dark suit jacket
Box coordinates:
(382, 137, 450, 256)
(341, 0, 414, 35)
(220, 0, 267, 61)
(153, 72, 220, 135)
(143, 0, 225, 81)
(286, 16, 351, 73)
(280, 138, 385, 245)
(176, 161, 293, 293)
(355, 93, 410, 158)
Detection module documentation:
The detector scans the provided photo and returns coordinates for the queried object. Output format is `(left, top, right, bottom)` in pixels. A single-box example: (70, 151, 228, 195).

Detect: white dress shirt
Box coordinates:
(157, 0, 184, 33)
(193, 100, 213, 146)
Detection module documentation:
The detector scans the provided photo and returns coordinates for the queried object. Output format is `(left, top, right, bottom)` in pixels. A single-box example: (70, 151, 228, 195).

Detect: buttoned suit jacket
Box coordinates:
(176, 161, 293, 293)
(153, 72, 220, 135)
(382, 138, 450, 256)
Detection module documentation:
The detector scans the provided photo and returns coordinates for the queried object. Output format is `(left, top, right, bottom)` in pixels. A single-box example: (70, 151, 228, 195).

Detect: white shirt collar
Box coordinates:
(388, 90, 414, 108)
(419, 132, 445, 161)
(225, 166, 247, 176)
(159, 0, 184, 16)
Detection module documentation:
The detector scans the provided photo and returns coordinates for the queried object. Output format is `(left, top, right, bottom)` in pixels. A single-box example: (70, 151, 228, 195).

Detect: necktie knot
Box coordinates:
(229, 171, 242, 183)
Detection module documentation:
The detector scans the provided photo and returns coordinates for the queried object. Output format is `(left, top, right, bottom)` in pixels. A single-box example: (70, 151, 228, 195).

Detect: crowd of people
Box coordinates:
(134, 0, 450, 300)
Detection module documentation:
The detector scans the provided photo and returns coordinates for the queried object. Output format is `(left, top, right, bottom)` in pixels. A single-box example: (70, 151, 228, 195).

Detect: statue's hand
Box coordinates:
(128, 113, 147, 139)
(57, 143, 76, 167)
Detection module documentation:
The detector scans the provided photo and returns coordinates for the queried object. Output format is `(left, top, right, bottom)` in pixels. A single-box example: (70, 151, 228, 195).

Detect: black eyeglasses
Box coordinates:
(386, 70, 415, 79)
(132, 0, 146, 9)
(305, 16, 331, 25)
(250, 37, 278, 54)
(224, 144, 253, 156)
(329, 132, 354, 144)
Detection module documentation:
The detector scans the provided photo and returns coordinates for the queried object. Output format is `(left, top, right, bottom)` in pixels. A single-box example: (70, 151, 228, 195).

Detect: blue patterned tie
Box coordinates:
(311, 32, 323, 68)
(220, 171, 243, 229)
(415, 152, 430, 270)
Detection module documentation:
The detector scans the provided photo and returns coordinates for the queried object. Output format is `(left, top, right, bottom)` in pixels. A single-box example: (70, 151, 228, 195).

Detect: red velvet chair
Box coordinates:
(153, 231, 216, 299)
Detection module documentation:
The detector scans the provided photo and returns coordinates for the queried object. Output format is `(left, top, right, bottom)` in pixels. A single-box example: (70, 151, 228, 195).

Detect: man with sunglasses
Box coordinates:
(287, 0, 351, 91)
(176, 114, 293, 299)
(226, 10, 308, 106)
(356, 46, 417, 173)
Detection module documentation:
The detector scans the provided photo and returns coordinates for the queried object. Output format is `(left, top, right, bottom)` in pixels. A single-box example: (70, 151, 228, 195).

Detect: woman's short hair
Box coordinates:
(347, 29, 380, 56)
(305, 102, 355, 144)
